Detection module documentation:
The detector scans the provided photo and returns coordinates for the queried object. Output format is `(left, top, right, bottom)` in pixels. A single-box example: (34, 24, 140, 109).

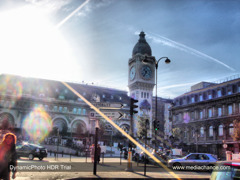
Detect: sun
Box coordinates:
(0, 5, 79, 81)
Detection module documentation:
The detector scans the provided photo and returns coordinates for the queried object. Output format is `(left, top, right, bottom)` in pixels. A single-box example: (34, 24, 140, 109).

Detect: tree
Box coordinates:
(232, 120, 240, 141)
(137, 116, 148, 140)
(170, 127, 183, 147)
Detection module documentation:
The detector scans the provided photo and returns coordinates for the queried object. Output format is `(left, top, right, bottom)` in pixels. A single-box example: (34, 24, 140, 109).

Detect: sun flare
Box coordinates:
(0, 6, 79, 81)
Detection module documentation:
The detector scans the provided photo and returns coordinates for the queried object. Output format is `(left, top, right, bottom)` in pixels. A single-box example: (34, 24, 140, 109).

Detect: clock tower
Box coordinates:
(128, 31, 156, 137)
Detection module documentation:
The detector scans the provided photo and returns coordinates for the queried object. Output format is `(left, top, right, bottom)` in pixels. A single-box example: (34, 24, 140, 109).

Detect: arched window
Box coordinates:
(209, 126, 213, 137)
(219, 125, 223, 136)
(200, 127, 204, 137)
(229, 123, 234, 135)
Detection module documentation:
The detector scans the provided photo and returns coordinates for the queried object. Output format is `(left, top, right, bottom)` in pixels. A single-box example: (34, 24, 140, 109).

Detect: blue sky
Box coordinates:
(0, 0, 239, 98)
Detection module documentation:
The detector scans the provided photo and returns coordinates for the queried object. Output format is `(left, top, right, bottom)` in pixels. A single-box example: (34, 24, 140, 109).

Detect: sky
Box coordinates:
(0, 0, 239, 99)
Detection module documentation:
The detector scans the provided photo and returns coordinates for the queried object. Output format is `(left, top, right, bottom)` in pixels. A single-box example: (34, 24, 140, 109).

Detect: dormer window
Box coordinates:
(59, 95, 65, 100)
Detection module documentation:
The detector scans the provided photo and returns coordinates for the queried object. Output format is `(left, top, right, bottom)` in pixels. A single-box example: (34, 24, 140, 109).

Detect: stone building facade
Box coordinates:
(170, 77, 240, 159)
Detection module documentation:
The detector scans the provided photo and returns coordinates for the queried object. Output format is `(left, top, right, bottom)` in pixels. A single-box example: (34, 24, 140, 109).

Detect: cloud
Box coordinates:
(145, 32, 235, 72)
(25, 0, 71, 13)
(77, 0, 113, 17)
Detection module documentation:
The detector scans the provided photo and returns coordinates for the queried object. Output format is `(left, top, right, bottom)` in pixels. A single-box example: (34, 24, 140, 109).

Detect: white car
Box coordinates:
(168, 153, 218, 170)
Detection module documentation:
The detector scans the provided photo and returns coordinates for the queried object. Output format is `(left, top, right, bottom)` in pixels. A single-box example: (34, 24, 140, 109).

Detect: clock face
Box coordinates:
(130, 66, 136, 80)
(141, 65, 152, 80)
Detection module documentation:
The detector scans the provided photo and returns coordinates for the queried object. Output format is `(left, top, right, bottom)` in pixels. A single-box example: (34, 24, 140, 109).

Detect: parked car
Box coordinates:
(168, 153, 218, 169)
(211, 162, 240, 180)
(16, 143, 47, 160)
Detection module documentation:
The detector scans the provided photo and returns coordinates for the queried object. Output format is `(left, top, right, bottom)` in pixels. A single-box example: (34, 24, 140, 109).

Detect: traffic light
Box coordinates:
(130, 98, 138, 115)
(155, 120, 160, 131)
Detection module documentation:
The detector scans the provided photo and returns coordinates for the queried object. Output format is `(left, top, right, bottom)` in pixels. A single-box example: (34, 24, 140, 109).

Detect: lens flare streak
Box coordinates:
(62, 81, 182, 180)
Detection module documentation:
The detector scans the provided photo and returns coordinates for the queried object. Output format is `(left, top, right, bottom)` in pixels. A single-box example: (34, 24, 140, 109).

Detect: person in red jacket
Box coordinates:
(0, 133, 17, 180)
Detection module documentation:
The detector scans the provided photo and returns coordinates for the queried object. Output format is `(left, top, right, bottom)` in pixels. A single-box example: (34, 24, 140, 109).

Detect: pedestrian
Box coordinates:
(97, 144, 101, 164)
(90, 144, 95, 163)
(0, 133, 17, 180)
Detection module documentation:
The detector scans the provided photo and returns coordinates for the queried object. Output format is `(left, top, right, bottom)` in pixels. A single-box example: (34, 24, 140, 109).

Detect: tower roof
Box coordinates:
(132, 31, 152, 56)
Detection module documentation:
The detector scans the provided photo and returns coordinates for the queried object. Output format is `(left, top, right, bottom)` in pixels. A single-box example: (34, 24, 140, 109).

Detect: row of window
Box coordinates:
(183, 124, 234, 138)
(0, 100, 87, 115)
(174, 83, 240, 106)
(174, 103, 238, 122)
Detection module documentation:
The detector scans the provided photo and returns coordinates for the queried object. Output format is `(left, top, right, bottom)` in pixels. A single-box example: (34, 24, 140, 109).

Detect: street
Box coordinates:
(13, 156, 211, 180)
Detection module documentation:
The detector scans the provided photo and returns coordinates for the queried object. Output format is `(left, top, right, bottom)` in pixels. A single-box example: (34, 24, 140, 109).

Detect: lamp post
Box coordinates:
(155, 57, 170, 151)
(143, 56, 171, 151)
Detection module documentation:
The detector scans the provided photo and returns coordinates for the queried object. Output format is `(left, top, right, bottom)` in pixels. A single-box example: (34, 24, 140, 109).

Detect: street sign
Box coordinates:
(118, 112, 123, 119)
(92, 103, 123, 109)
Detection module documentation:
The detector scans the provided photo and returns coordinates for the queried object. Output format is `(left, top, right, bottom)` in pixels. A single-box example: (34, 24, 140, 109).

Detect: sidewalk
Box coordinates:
(16, 157, 211, 180)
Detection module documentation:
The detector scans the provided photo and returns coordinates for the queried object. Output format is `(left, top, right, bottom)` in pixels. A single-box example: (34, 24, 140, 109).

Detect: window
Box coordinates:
(217, 90, 222, 97)
(191, 112, 195, 120)
(218, 107, 222, 116)
(199, 94, 203, 101)
(228, 90, 232, 95)
(208, 93, 212, 99)
(199, 111, 203, 119)
(119, 96, 122, 100)
(53, 106, 58, 111)
(209, 126, 213, 137)
(219, 125, 223, 136)
(77, 108, 81, 114)
(191, 97, 195, 103)
(238, 86, 240, 92)
(59, 106, 63, 112)
(184, 130, 187, 138)
(208, 108, 212, 118)
(102, 94, 105, 98)
(228, 105, 233, 115)
(144, 92, 146, 98)
(229, 123, 234, 135)
(111, 95, 114, 99)
(187, 154, 199, 160)
(73, 108, 77, 114)
(191, 130, 195, 138)
(83, 109, 86, 115)
(199, 154, 209, 160)
(200, 127, 204, 137)
(59, 95, 65, 100)
(141, 92, 143, 98)
(63, 107, 68, 112)
(147, 93, 149, 99)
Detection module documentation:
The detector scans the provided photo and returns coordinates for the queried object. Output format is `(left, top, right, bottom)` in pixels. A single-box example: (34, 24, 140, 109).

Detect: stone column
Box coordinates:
(222, 104, 226, 116)
(233, 103, 236, 115)
(223, 124, 227, 140)
(204, 126, 207, 142)
(213, 125, 217, 141)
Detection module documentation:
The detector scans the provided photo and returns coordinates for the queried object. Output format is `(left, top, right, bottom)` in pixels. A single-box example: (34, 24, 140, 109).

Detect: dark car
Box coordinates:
(16, 143, 48, 160)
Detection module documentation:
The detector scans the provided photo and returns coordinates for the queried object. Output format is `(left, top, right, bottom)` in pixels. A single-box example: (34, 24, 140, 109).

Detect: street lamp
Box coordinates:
(143, 56, 171, 151)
